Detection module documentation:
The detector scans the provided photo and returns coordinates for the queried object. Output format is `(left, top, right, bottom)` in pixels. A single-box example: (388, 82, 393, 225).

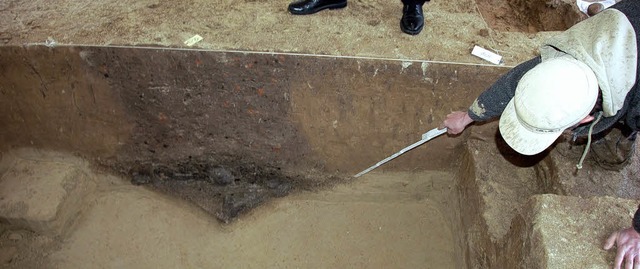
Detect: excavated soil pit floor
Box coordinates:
(0, 152, 463, 268)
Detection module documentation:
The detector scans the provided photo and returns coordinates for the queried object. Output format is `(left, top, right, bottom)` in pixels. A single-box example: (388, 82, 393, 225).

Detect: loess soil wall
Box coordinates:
(0, 45, 509, 176)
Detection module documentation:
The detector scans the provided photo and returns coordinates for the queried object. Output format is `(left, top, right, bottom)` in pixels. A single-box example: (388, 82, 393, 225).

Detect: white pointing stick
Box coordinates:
(354, 127, 448, 178)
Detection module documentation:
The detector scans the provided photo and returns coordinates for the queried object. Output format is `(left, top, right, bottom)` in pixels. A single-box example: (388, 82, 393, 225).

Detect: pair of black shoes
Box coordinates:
(287, 0, 425, 35)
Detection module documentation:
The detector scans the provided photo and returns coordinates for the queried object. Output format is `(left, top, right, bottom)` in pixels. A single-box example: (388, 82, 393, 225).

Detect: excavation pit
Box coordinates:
(0, 0, 638, 267)
(1, 44, 638, 268)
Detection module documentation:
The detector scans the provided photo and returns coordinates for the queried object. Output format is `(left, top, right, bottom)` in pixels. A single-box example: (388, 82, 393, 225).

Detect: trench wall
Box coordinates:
(4, 45, 640, 268)
(0, 45, 507, 176)
(458, 121, 640, 268)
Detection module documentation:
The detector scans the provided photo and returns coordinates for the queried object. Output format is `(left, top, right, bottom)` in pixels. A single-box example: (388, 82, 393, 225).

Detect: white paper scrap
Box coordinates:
(471, 45, 503, 65)
(184, 35, 203, 46)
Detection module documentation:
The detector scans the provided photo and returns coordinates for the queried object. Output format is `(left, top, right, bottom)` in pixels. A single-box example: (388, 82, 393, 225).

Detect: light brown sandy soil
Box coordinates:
(55, 172, 458, 268)
(0, 162, 461, 268)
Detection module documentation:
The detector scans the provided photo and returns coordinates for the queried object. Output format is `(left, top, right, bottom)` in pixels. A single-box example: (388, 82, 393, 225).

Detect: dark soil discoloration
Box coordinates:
(127, 156, 344, 223)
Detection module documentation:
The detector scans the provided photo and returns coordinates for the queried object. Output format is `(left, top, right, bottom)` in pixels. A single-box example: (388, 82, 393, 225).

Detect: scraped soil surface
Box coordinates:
(0, 171, 461, 269)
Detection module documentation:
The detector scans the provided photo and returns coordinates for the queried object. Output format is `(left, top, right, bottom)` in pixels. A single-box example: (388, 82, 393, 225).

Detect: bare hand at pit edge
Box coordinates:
(441, 111, 474, 135)
(604, 227, 640, 269)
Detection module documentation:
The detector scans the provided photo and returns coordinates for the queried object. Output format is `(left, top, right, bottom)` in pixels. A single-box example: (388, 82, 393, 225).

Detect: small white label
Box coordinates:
(184, 35, 203, 46)
(471, 45, 503, 65)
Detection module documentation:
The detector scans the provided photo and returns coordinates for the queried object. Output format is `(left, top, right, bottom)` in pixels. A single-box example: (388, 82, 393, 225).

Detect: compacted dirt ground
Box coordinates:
(0, 0, 585, 65)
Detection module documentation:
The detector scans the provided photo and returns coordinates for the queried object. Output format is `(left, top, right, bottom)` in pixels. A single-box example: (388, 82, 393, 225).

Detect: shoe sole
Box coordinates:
(289, 2, 347, 15)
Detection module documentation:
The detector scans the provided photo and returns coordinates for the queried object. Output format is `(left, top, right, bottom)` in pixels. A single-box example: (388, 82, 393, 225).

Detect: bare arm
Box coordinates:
(441, 111, 474, 135)
(440, 56, 541, 135)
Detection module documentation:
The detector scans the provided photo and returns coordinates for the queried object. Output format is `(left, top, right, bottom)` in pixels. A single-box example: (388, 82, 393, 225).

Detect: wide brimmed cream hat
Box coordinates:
(499, 55, 599, 155)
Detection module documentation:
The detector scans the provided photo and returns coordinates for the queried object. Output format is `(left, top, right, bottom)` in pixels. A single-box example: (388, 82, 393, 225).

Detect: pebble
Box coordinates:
(208, 167, 235, 185)
(8, 232, 22, 242)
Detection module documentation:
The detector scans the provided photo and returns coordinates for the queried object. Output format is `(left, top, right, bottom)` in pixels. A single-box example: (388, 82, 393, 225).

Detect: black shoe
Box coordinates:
(288, 0, 347, 15)
(400, 3, 424, 35)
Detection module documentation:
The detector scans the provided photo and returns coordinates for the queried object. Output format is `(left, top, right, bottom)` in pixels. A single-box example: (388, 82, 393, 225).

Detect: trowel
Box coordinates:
(354, 127, 448, 178)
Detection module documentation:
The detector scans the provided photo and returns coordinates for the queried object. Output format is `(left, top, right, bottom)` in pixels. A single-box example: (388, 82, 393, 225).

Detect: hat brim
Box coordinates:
(499, 99, 564, 155)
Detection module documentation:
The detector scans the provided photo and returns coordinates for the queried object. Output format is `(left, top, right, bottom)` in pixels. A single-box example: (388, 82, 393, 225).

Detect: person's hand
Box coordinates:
(604, 227, 640, 269)
(441, 111, 474, 135)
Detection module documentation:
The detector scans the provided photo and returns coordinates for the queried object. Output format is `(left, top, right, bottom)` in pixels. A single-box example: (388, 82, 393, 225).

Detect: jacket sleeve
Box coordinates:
(467, 56, 542, 122)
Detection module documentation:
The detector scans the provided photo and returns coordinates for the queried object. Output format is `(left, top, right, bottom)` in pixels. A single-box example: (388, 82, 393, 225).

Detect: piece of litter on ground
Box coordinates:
(45, 37, 57, 48)
(471, 45, 503, 65)
(184, 34, 203, 46)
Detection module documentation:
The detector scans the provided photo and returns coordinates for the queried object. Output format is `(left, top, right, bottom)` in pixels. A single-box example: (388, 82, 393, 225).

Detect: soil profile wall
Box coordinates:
(0, 45, 508, 176)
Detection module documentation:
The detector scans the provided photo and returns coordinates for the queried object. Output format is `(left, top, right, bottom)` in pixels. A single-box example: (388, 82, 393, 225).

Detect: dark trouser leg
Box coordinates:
(402, 0, 428, 5)
(590, 123, 637, 171)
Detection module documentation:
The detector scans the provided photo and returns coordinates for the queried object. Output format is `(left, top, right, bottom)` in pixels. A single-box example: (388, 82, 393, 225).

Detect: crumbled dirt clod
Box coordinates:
(207, 167, 235, 185)
(7, 233, 22, 242)
(130, 172, 153, 186)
